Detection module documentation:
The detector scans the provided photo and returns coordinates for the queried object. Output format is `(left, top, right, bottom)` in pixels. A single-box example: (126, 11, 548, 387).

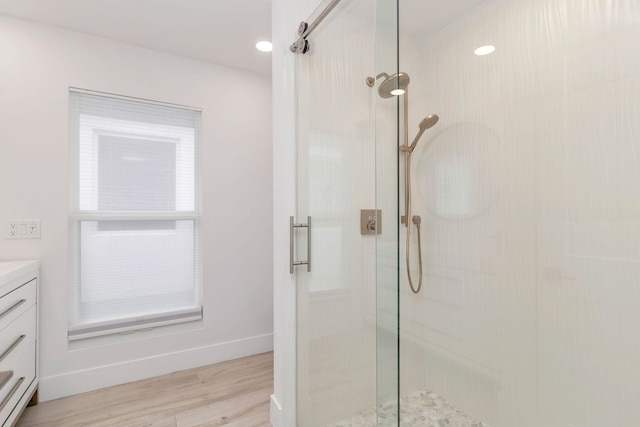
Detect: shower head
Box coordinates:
(369, 72, 410, 98)
(418, 114, 439, 131)
(401, 114, 440, 153)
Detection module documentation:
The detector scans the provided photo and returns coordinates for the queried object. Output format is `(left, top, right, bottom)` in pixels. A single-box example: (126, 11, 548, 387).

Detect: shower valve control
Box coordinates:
(361, 210, 382, 235)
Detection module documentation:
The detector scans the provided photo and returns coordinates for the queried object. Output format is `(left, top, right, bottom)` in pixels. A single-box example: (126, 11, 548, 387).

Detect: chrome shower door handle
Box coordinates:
(290, 216, 311, 274)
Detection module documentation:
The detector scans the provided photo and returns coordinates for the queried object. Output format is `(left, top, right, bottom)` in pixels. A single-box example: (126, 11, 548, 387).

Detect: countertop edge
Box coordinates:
(0, 260, 40, 289)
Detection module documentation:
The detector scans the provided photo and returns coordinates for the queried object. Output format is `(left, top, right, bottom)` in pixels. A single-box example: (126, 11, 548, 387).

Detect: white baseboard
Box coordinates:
(39, 333, 273, 402)
(270, 394, 283, 427)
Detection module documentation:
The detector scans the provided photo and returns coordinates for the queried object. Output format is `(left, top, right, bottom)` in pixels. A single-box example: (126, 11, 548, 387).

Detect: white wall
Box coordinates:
(0, 15, 273, 401)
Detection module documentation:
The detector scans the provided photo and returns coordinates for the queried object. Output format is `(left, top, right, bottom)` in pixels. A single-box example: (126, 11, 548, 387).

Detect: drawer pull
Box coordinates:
(0, 299, 26, 321)
(0, 376, 24, 412)
(0, 335, 25, 364)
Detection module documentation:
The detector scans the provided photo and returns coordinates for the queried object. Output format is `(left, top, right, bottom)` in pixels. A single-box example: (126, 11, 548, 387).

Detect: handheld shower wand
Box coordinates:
(401, 113, 438, 294)
(400, 115, 440, 153)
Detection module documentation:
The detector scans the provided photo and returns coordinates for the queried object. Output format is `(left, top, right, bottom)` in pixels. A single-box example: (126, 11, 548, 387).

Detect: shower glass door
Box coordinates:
(294, 0, 399, 425)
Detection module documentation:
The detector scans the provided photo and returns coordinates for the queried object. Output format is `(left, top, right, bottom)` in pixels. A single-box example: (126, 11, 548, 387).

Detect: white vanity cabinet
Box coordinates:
(0, 261, 38, 427)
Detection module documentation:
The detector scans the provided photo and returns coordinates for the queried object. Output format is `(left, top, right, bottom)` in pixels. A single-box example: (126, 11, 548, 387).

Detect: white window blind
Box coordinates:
(68, 89, 202, 340)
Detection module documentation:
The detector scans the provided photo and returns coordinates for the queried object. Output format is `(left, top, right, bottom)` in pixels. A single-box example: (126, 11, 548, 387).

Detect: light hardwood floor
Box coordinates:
(16, 352, 273, 427)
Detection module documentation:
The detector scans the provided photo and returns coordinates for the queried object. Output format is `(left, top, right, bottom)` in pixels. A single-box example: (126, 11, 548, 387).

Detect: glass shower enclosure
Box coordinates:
(290, 0, 640, 425)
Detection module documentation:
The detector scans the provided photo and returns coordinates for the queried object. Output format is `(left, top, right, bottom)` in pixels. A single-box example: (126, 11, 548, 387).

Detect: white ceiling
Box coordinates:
(0, 0, 273, 75)
(0, 0, 486, 76)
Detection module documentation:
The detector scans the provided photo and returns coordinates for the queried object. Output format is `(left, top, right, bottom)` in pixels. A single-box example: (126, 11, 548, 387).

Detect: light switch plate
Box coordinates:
(27, 220, 41, 238)
(5, 220, 40, 239)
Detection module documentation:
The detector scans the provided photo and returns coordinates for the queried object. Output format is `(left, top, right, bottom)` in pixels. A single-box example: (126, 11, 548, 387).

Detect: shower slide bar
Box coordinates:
(290, 0, 341, 54)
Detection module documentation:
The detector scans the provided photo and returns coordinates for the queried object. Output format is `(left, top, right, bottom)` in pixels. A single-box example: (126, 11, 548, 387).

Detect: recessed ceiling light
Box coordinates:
(474, 45, 496, 56)
(256, 41, 273, 52)
(390, 89, 406, 96)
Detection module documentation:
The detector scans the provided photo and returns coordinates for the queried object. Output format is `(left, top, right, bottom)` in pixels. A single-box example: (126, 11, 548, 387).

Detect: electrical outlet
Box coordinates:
(5, 220, 40, 239)
(5, 221, 17, 239)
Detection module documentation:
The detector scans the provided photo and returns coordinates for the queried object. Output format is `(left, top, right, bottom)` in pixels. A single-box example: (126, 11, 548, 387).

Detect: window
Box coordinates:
(68, 89, 202, 340)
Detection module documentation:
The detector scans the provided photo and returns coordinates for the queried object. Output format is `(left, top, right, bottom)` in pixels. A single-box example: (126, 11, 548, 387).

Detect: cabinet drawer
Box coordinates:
(0, 280, 36, 332)
(0, 341, 35, 424)
(0, 306, 36, 373)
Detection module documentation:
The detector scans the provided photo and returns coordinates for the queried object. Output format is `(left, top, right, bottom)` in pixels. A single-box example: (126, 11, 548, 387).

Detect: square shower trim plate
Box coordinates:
(360, 210, 382, 235)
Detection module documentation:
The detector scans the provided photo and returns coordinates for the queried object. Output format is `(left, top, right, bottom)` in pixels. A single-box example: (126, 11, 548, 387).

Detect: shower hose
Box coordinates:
(405, 151, 423, 294)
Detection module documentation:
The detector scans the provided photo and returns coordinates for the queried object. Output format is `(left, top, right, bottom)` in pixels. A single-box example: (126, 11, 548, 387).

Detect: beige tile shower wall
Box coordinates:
(401, 0, 640, 425)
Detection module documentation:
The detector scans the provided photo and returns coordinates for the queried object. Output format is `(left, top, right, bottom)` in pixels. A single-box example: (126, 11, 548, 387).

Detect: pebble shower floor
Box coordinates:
(325, 389, 489, 427)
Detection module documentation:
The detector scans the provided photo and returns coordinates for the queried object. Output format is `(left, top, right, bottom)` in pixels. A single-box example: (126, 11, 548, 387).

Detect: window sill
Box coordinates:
(68, 315, 204, 350)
